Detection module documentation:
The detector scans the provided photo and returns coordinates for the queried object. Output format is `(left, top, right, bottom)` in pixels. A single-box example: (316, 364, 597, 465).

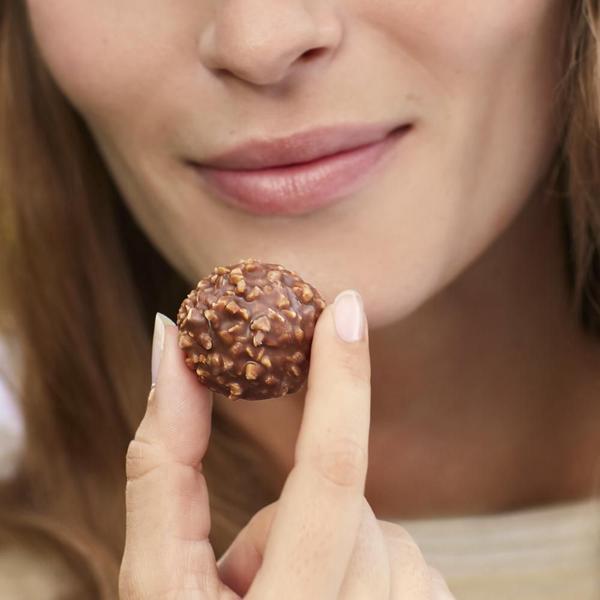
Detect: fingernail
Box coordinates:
(333, 290, 365, 343)
(151, 312, 176, 385)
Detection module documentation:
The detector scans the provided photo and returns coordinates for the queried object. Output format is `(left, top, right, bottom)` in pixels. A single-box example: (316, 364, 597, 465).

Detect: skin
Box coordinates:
(26, 0, 600, 532)
(119, 310, 455, 597)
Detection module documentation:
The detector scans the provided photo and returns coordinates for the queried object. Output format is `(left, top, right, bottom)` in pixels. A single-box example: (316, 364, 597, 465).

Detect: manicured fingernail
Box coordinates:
(333, 290, 365, 343)
(151, 312, 177, 385)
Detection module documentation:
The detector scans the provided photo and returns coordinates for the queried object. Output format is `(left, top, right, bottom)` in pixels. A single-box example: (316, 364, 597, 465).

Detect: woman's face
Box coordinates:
(26, 1, 569, 328)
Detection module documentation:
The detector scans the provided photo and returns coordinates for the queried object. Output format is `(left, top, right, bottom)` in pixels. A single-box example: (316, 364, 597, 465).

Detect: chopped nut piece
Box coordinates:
(289, 351, 305, 364)
(265, 374, 277, 385)
(256, 347, 265, 361)
(199, 333, 213, 350)
(289, 365, 302, 377)
(210, 274, 218, 284)
(253, 331, 265, 347)
(227, 322, 244, 335)
(245, 286, 262, 301)
(218, 330, 234, 345)
(277, 332, 293, 344)
(294, 327, 305, 343)
(245, 346, 257, 359)
(214, 266, 230, 275)
(267, 308, 285, 322)
(276, 294, 291, 308)
(227, 382, 243, 396)
(235, 279, 247, 294)
(267, 270, 282, 282)
(282, 309, 298, 320)
(196, 368, 210, 378)
(230, 342, 245, 355)
(239, 308, 250, 320)
(209, 353, 222, 368)
(204, 309, 218, 322)
(301, 284, 314, 303)
(250, 315, 271, 332)
(185, 307, 205, 326)
(260, 356, 272, 368)
(225, 300, 241, 314)
(223, 356, 235, 370)
(178, 335, 194, 349)
(244, 362, 261, 380)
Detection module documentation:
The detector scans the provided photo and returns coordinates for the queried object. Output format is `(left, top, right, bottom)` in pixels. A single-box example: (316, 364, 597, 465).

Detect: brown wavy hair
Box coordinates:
(0, 0, 598, 597)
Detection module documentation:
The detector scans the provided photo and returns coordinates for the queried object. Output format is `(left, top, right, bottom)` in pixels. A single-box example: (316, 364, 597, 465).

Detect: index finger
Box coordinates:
(248, 290, 371, 600)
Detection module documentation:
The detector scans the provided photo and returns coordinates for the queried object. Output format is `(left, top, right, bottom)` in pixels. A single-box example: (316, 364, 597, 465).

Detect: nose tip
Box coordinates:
(198, 2, 342, 86)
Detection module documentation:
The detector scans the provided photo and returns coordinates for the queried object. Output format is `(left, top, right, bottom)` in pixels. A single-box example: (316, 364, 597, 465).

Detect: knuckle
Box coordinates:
(241, 500, 278, 542)
(382, 522, 428, 564)
(125, 437, 164, 482)
(250, 500, 278, 527)
(394, 533, 426, 563)
(380, 521, 420, 546)
(312, 438, 368, 488)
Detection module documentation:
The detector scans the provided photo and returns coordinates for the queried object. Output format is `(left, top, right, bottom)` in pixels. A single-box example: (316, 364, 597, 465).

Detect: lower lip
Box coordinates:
(190, 126, 411, 216)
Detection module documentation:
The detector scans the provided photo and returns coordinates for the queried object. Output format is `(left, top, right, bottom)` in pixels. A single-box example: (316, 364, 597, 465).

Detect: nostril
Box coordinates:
(300, 47, 327, 62)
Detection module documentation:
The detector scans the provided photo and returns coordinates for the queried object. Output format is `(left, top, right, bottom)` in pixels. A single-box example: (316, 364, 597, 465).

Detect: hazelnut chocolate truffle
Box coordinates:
(176, 258, 326, 400)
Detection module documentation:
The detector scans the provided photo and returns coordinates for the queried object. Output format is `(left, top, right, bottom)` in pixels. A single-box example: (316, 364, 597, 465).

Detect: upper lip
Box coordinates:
(196, 122, 410, 171)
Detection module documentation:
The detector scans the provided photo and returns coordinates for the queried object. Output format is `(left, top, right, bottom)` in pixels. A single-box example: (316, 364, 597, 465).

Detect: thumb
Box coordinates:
(120, 313, 220, 598)
(216, 502, 278, 597)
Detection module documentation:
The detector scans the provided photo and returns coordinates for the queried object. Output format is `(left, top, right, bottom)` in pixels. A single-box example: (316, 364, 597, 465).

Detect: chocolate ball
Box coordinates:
(176, 258, 326, 400)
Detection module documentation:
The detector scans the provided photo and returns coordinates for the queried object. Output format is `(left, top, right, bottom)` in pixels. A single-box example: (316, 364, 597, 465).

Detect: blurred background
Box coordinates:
(0, 331, 23, 481)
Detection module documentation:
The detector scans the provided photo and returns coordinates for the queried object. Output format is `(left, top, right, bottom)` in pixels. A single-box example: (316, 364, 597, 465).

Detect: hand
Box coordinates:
(119, 293, 455, 599)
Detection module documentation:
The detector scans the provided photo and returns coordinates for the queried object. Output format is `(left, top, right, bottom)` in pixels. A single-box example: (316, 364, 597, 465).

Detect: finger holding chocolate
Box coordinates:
(176, 258, 326, 400)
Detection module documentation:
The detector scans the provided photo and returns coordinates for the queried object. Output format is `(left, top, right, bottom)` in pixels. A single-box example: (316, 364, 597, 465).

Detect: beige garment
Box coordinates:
(395, 497, 600, 599)
(1, 500, 598, 600)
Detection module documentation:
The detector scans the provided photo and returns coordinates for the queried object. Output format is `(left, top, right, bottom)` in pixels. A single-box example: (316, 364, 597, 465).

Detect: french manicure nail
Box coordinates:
(151, 312, 176, 385)
(333, 290, 365, 343)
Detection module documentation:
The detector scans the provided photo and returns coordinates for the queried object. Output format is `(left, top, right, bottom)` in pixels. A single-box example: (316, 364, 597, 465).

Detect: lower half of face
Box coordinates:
(28, 0, 569, 330)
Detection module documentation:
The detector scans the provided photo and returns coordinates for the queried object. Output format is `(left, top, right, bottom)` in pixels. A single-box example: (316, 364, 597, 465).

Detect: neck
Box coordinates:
(214, 186, 600, 519)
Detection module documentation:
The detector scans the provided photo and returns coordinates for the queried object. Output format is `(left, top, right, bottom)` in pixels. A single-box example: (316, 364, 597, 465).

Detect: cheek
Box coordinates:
(347, 1, 567, 321)
(25, 1, 200, 123)
(27, 2, 125, 113)
(361, 0, 566, 85)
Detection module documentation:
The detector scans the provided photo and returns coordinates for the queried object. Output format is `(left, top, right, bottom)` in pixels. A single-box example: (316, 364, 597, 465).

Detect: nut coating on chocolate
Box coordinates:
(176, 258, 326, 400)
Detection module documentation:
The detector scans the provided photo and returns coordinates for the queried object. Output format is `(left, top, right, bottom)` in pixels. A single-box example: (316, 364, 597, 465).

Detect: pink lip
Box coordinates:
(190, 125, 411, 216)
